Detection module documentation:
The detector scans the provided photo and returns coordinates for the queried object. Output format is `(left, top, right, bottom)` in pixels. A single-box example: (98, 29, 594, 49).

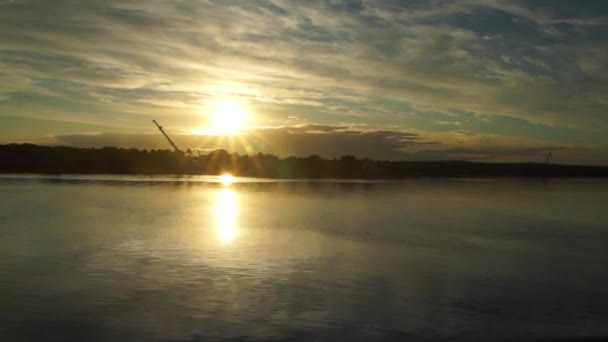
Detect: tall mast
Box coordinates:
(153, 120, 181, 153)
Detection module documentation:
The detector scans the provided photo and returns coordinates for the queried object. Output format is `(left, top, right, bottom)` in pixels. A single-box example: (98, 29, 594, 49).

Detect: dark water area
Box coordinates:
(1, 175, 607, 341)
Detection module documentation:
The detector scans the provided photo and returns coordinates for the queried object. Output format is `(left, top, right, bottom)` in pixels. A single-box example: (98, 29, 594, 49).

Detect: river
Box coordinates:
(1, 175, 607, 341)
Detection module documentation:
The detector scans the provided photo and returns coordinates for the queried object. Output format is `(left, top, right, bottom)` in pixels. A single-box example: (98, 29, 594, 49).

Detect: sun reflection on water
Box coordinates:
(215, 188, 238, 243)
(220, 173, 234, 186)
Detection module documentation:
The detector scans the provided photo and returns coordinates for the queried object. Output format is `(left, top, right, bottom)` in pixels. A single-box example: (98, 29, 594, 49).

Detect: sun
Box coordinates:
(208, 100, 248, 134)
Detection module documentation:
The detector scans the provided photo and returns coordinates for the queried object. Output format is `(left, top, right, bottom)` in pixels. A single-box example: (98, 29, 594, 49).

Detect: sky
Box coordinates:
(1, 0, 607, 163)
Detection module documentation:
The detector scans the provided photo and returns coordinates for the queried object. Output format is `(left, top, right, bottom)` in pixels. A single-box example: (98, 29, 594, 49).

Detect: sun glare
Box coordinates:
(220, 173, 234, 186)
(208, 100, 248, 134)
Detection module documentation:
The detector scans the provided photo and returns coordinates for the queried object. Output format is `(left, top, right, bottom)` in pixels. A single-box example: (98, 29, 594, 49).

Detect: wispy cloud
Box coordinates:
(1, 0, 607, 162)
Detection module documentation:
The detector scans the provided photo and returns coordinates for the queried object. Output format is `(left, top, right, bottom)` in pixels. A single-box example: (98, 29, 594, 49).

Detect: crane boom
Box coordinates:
(153, 120, 181, 153)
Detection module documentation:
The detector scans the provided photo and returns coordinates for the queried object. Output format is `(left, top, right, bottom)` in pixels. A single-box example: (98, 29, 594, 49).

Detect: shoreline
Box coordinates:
(2, 144, 608, 179)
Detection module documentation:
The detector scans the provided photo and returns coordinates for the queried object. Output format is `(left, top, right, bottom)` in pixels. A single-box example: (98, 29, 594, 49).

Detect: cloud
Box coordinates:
(39, 124, 593, 163)
(0, 0, 607, 163)
(51, 125, 421, 160)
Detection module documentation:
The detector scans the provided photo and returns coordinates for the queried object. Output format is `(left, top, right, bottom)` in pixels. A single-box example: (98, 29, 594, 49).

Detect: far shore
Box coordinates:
(2, 144, 608, 179)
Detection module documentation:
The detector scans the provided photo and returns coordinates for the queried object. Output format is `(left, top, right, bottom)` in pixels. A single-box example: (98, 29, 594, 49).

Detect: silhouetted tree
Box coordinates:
(1, 144, 607, 178)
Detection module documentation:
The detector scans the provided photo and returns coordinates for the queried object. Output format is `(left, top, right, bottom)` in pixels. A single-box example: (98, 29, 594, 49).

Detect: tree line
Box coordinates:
(1, 144, 607, 178)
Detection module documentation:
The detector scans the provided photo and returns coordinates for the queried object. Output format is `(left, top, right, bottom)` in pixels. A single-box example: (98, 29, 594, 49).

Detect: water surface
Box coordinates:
(1, 175, 607, 341)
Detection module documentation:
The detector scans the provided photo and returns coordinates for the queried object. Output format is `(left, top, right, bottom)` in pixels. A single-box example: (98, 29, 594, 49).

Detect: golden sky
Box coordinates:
(1, 0, 607, 163)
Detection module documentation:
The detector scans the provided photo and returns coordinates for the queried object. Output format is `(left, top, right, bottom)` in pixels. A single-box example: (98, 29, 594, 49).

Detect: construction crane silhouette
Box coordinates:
(153, 120, 181, 153)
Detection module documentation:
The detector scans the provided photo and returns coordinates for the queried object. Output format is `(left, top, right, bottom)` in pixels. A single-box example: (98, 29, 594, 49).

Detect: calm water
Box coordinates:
(1, 175, 607, 341)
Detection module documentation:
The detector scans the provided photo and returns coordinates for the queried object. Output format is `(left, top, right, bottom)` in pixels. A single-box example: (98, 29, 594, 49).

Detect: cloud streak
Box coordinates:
(1, 0, 607, 163)
(42, 124, 597, 164)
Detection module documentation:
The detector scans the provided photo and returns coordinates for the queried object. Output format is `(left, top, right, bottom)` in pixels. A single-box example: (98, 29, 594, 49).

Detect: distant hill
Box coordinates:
(1, 144, 608, 178)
